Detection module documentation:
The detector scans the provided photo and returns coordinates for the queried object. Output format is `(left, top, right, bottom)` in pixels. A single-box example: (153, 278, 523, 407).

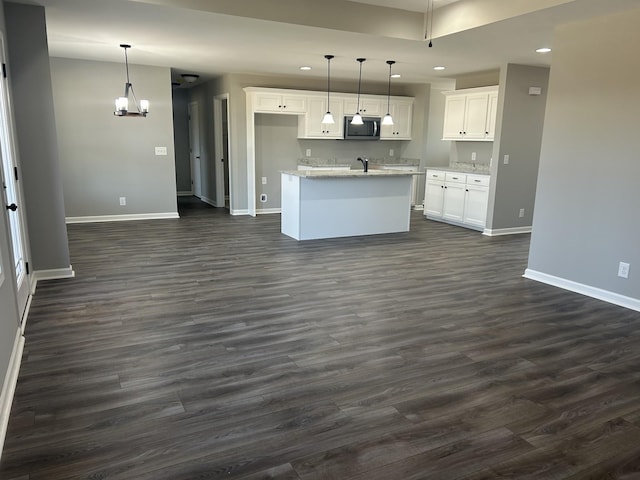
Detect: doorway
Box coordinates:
(0, 34, 30, 322)
(214, 94, 231, 211)
(188, 101, 202, 198)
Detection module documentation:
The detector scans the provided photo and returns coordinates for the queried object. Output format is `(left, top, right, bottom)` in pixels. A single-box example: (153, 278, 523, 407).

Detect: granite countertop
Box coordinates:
(427, 165, 491, 175)
(298, 157, 420, 168)
(282, 169, 424, 178)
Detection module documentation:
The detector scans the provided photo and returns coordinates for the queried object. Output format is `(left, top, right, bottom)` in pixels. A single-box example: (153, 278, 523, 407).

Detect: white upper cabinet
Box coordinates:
(343, 97, 384, 117)
(300, 96, 344, 139)
(380, 99, 413, 140)
(253, 92, 307, 114)
(442, 86, 499, 141)
(245, 87, 413, 140)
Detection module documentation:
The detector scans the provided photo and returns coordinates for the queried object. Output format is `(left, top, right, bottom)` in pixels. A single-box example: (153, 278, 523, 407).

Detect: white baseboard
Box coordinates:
(66, 212, 180, 224)
(483, 226, 532, 236)
(0, 328, 25, 461)
(413, 205, 424, 211)
(230, 209, 250, 216)
(177, 191, 193, 196)
(256, 208, 281, 215)
(32, 265, 75, 284)
(200, 196, 218, 207)
(524, 268, 640, 312)
(20, 294, 33, 335)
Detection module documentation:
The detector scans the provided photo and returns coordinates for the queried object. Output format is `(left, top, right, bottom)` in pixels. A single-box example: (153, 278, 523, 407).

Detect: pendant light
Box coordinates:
(114, 44, 149, 117)
(351, 58, 366, 125)
(382, 60, 395, 126)
(321, 55, 335, 124)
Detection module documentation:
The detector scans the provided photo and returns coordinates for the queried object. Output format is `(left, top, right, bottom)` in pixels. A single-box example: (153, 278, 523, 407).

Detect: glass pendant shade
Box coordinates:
(140, 99, 150, 113)
(322, 111, 335, 124)
(115, 96, 128, 113)
(382, 113, 394, 126)
(351, 113, 364, 125)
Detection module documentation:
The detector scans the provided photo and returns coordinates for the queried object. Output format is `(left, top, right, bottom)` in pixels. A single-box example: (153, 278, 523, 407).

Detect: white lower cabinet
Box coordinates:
(442, 176, 466, 222)
(424, 170, 490, 231)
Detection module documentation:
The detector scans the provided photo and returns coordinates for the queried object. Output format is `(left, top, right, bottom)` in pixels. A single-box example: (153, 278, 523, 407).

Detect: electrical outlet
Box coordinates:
(519, 208, 525, 218)
(389, 149, 394, 157)
(471, 152, 476, 161)
(618, 262, 630, 279)
(259, 193, 267, 203)
(306, 149, 312, 157)
(119, 197, 126, 206)
(155, 146, 167, 156)
(262, 177, 267, 185)
(503, 154, 510, 165)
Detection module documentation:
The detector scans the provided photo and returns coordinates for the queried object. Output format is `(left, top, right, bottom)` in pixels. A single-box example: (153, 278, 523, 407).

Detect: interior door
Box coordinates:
(0, 35, 30, 320)
(188, 102, 202, 198)
(214, 94, 231, 210)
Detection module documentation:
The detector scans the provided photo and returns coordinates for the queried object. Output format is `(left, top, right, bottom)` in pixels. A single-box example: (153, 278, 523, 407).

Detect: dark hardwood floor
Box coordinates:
(2, 197, 640, 479)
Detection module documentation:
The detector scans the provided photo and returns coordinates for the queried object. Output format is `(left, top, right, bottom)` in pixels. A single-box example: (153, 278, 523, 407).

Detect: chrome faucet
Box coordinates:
(357, 156, 369, 172)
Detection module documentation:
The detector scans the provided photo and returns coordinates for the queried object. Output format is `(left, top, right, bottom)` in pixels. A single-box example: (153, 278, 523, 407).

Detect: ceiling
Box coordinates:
(10, 0, 640, 88)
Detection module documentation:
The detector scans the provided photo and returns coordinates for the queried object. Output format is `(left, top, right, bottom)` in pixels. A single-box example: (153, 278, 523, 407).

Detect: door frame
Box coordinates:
(213, 94, 232, 211)
(0, 32, 31, 322)
(188, 101, 202, 198)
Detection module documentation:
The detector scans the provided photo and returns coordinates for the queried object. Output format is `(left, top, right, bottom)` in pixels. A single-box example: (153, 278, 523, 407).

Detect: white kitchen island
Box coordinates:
(281, 169, 420, 240)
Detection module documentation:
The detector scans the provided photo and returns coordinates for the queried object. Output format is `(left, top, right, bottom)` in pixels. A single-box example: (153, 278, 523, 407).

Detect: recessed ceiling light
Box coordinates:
(536, 47, 551, 53)
(300, 66, 312, 71)
(433, 66, 445, 71)
(391, 73, 401, 78)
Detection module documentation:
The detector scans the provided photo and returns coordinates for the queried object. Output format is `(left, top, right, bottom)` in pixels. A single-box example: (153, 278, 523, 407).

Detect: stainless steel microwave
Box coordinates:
(343, 116, 381, 140)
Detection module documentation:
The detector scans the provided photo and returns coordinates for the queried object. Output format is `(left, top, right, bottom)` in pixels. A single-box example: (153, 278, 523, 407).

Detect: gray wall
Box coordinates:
(487, 64, 549, 230)
(528, 7, 640, 300)
(49, 57, 177, 218)
(172, 88, 191, 193)
(5, 2, 70, 272)
(0, 0, 21, 421)
(189, 72, 429, 213)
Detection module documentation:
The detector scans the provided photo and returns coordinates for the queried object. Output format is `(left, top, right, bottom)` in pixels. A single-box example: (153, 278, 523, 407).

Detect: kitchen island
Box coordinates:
(281, 169, 421, 240)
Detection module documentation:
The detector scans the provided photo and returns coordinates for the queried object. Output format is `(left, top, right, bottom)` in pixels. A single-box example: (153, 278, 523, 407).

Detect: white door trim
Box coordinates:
(213, 93, 231, 210)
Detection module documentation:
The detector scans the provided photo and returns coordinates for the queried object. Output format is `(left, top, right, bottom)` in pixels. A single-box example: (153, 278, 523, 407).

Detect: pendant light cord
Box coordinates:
(386, 61, 394, 115)
(355, 58, 365, 114)
(325, 55, 334, 107)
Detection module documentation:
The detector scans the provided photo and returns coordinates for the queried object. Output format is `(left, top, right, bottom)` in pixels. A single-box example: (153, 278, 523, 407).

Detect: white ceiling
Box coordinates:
(11, 0, 640, 88)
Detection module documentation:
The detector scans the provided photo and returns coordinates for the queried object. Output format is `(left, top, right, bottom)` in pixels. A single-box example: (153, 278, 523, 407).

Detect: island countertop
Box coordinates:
(282, 169, 424, 179)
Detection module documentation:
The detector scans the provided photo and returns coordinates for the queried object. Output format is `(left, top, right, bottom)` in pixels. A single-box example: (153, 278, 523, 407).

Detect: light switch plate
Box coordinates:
(155, 146, 168, 156)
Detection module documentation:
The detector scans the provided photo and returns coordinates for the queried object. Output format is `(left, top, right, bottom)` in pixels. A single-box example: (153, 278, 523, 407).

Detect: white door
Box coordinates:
(424, 180, 444, 217)
(0, 35, 30, 320)
(463, 185, 489, 228)
(188, 102, 202, 198)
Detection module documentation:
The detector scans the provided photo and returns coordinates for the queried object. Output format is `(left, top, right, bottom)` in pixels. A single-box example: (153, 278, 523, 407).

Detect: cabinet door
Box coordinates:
(254, 93, 284, 112)
(344, 97, 383, 117)
(282, 95, 307, 114)
(463, 184, 489, 228)
(381, 101, 413, 140)
(442, 95, 466, 139)
(442, 182, 466, 221)
(424, 180, 444, 217)
(485, 92, 499, 140)
(463, 93, 490, 139)
(302, 97, 343, 139)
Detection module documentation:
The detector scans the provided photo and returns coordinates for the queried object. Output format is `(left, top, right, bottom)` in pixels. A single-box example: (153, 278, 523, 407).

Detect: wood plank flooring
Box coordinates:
(2, 196, 640, 479)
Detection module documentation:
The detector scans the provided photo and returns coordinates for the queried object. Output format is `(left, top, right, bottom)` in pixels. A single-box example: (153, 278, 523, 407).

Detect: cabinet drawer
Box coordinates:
(445, 172, 466, 184)
(466, 174, 490, 187)
(426, 170, 445, 181)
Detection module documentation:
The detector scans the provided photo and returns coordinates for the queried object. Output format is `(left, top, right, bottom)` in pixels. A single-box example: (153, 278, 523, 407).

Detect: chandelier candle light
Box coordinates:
(382, 60, 396, 126)
(321, 55, 335, 125)
(114, 44, 149, 117)
(351, 58, 366, 125)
